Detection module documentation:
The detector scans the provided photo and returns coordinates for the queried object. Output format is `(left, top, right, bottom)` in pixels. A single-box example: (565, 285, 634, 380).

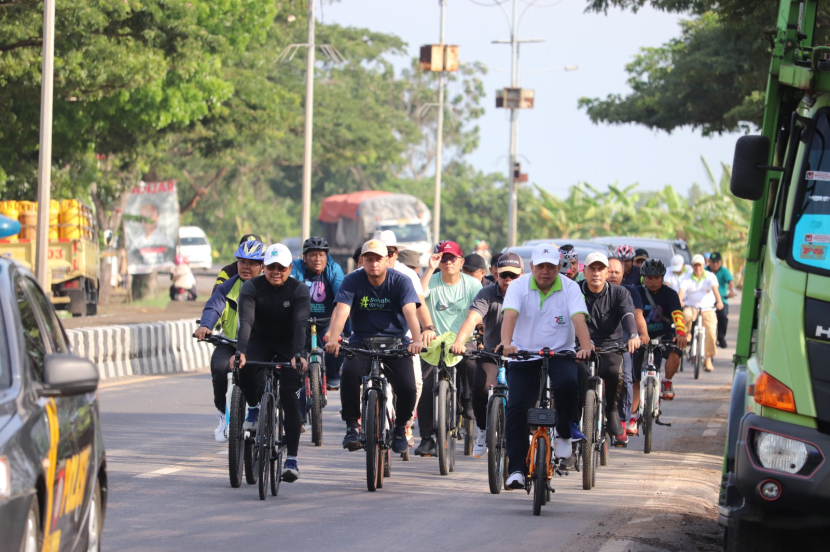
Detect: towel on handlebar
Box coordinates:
(419, 331, 463, 367)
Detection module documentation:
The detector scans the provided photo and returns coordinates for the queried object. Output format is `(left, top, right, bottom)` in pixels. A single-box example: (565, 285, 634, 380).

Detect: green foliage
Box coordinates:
(530, 157, 751, 262)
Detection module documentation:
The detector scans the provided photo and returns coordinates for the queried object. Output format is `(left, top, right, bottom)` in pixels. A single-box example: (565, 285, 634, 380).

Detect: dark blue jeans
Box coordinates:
(505, 356, 580, 476)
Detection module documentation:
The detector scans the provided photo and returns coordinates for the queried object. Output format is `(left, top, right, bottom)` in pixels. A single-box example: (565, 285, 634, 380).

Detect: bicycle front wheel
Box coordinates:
(228, 386, 245, 488)
(694, 331, 703, 379)
(643, 379, 655, 454)
(436, 380, 450, 476)
(463, 416, 474, 456)
(486, 397, 506, 494)
(365, 390, 380, 492)
(582, 390, 596, 490)
(599, 398, 609, 467)
(272, 405, 284, 497)
(309, 362, 323, 446)
(533, 436, 547, 516)
(258, 394, 273, 500)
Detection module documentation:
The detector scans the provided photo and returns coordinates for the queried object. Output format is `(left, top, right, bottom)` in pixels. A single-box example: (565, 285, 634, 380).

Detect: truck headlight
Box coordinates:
(755, 432, 808, 474)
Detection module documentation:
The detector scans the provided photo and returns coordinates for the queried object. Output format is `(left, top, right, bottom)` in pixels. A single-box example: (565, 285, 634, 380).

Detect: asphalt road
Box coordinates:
(97, 322, 739, 551)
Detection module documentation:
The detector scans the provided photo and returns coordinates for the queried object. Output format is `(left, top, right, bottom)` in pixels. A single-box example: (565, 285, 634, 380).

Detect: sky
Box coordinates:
(322, 0, 743, 198)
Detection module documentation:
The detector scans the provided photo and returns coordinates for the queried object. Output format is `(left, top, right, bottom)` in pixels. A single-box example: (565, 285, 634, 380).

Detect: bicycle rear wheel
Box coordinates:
(599, 397, 609, 467)
(436, 380, 450, 476)
(258, 393, 273, 500)
(365, 390, 380, 492)
(643, 379, 655, 454)
(463, 416, 474, 456)
(244, 438, 257, 485)
(487, 397, 506, 494)
(228, 386, 245, 488)
(533, 436, 547, 516)
(448, 395, 457, 473)
(582, 390, 596, 490)
(309, 362, 323, 446)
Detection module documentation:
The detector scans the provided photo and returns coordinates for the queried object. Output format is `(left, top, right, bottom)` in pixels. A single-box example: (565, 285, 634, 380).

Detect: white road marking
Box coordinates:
(628, 517, 654, 524)
(134, 467, 183, 479)
(215, 450, 228, 455)
(702, 429, 720, 437)
(598, 540, 635, 552)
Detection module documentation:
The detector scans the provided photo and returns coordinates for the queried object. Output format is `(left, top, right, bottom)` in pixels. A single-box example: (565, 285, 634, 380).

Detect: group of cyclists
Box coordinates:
(194, 230, 730, 489)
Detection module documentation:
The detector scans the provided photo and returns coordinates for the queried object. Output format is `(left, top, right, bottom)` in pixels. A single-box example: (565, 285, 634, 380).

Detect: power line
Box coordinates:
(465, 0, 510, 7)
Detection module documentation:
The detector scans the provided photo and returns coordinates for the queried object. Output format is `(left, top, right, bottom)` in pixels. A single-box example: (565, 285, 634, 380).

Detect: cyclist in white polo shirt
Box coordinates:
(498, 244, 592, 490)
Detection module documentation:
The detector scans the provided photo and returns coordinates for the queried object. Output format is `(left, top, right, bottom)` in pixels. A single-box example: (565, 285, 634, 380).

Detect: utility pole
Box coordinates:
(433, 0, 447, 244)
(301, 0, 316, 242)
(493, 0, 543, 247)
(35, 0, 56, 290)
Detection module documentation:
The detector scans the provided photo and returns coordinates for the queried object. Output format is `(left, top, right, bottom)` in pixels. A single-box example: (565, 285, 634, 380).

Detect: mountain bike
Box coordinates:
(636, 336, 675, 454)
(687, 308, 712, 379)
(193, 330, 250, 488)
(306, 317, 330, 446)
(465, 345, 509, 494)
(341, 339, 411, 492)
(578, 343, 627, 490)
(516, 348, 575, 516)
(427, 341, 462, 476)
(235, 353, 297, 500)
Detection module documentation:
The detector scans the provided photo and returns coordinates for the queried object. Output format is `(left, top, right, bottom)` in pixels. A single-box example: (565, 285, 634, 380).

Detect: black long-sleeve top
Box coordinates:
(578, 280, 638, 346)
(236, 275, 310, 359)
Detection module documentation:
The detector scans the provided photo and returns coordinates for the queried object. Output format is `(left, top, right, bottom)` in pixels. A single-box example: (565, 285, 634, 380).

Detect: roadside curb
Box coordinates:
(66, 319, 210, 380)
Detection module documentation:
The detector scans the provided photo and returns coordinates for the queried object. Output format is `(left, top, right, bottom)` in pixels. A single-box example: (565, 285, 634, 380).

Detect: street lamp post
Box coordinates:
(35, 0, 56, 291)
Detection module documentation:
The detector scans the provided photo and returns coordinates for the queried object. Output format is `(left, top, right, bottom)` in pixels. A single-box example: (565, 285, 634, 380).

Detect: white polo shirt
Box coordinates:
(680, 271, 719, 309)
(665, 265, 692, 293)
(502, 273, 588, 352)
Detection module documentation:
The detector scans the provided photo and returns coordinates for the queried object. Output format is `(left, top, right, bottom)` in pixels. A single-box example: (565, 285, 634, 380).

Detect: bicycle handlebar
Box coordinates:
(512, 348, 577, 359)
(339, 345, 414, 359)
(193, 333, 237, 347)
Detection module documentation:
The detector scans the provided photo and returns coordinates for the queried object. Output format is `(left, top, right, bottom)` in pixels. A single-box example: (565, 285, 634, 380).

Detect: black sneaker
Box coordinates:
(391, 426, 409, 454)
(342, 427, 361, 451)
(414, 438, 437, 456)
(717, 338, 727, 349)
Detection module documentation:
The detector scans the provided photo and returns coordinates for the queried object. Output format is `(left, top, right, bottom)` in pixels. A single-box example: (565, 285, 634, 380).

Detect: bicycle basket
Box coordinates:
(364, 336, 402, 351)
(527, 408, 556, 427)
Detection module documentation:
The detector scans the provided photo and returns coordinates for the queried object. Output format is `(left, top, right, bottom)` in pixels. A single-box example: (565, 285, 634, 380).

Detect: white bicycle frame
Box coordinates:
(690, 307, 715, 360)
(642, 344, 661, 419)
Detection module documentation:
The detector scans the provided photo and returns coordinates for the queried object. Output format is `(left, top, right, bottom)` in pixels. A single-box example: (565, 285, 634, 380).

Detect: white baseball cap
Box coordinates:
(531, 243, 560, 266)
(670, 254, 685, 272)
(691, 254, 706, 266)
(584, 252, 609, 268)
(373, 230, 399, 249)
(264, 243, 293, 267)
(361, 239, 388, 257)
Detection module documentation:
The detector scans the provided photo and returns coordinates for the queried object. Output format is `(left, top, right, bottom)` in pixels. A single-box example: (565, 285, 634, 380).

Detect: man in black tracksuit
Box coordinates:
(578, 253, 641, 437)
(235, 243, 310, 482)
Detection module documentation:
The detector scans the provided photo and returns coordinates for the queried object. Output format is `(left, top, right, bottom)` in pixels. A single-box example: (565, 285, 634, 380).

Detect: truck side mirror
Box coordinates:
(104, 230, 114, 247)
(731, 135, 771, 201)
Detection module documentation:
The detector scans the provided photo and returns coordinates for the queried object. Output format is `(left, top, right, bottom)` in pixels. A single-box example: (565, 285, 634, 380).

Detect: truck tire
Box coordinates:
(86, 278, 98, 316)
(724, 519, 784, 552)
(68, 279, 86, 317)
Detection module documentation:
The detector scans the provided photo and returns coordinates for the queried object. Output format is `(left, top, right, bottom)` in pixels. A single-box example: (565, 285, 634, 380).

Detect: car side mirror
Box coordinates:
(40, 354, 99, 397)
(731, 135, 772, 201)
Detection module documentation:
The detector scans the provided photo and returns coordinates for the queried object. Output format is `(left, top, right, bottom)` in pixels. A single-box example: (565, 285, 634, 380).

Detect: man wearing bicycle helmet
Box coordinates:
(615, 244, 641, 287)
(214, 233, 263, 292)
(290, 236, 346, 390)
(195, 240, 265, 443)
(234, 243, 310, 482)
(559, 244, 585, 282)
(631, 259, 687, 427)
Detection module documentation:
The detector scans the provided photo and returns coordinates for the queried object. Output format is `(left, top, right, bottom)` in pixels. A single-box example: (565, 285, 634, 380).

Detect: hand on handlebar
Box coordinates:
(422, 328, 437, 346)
(498, 343, 517, 357)
(325, 338, 341, 357)
(627, 336, 641, 355)
(194, 326, 212, 340)
(231, 353, 246, 370)
(674, 334, 688, 349)
(449, 341, 466, 356)
(408, 340, 424, 356)
(576, 348, 592, 360)
(291, 355, 308, 373)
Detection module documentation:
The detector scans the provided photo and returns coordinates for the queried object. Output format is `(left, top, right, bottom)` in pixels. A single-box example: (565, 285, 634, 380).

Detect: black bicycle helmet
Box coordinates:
(302, 236, 329, 254)
(559, 244, 578, 260)
(640, 258, 667, 276)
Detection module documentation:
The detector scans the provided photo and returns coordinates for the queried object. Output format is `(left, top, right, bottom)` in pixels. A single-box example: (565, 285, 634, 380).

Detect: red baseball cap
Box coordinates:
(438, 241, 463, 257)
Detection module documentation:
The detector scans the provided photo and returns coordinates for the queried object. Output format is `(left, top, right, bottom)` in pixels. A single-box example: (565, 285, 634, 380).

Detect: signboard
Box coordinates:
(125, 181, 179, 275)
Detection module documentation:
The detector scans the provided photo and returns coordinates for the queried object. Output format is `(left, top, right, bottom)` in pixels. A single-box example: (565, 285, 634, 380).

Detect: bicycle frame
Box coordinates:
(431, 342, 458, 435)
(307, 317, 328, 405)
(524, 349, 556, 486)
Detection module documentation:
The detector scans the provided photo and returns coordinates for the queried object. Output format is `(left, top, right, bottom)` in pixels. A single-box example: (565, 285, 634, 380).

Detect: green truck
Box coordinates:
(722, 1, 830, 548)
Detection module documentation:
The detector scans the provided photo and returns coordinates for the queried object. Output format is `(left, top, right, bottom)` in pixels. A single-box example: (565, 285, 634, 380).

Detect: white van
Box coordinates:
(177, 226, 212, 269)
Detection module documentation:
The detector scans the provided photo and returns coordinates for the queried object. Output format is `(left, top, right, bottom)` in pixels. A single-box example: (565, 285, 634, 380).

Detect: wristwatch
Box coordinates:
(424, 325, 436, 332)
(630, 333, 639, 339)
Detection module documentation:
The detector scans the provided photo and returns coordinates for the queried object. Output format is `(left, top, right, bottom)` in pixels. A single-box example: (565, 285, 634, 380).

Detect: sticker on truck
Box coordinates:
(806, 171, 830, 181)
(805, 234, 830, 243)
(800, 244, 827, 260)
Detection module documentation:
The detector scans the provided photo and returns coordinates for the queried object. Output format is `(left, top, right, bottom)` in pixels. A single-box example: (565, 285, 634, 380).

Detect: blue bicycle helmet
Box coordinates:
(235, 240, 265, 261)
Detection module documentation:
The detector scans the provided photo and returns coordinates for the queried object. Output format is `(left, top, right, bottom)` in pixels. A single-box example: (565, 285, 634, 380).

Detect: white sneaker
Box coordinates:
(506, 471, 525, 490)
(553, 436, 572, 460)
(473, 428, 487, 458)
(214, 413, 228, 443)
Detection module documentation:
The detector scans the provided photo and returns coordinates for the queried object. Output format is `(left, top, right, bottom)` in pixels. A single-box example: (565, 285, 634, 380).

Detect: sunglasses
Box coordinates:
(498, 272, 521, 280)
(387, 249, 398, 257)
(265, 263, 291, 272)
(440, 255, 460, 263)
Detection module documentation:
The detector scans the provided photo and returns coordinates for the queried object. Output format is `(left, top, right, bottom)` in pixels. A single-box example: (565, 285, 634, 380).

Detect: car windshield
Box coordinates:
(0, 310, 8, 389)
(378, 223, 428, 242)
(792, 112, 830, 274)
(180, 236, 207, 246)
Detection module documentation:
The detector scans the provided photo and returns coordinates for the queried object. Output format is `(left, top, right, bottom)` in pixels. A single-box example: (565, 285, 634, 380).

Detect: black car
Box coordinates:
(0, 258, 105, 552)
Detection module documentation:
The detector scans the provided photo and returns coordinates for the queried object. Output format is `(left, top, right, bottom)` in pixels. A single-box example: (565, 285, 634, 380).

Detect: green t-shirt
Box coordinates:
(424, 272, 483, 335)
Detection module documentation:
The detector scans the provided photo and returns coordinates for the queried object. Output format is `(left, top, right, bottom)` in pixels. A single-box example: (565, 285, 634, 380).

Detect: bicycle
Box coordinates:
(340, 339, 411, 492)
(577, 343, 627, 491)
(636, 336, 675, 454)
(424, 341, 463, 476)
(686, 308, 712, 379)
(306, 317, 330, 447)
(234, 353, 298, 500)
(464, 345, 509, 494)
(193, 330, 251, 488)
(515, 348, 575, 516)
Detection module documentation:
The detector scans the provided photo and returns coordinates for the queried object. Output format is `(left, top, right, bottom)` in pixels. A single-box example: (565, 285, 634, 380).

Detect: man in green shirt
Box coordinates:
(706, 252, 736, 348)
(414, 241, 483, 456)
